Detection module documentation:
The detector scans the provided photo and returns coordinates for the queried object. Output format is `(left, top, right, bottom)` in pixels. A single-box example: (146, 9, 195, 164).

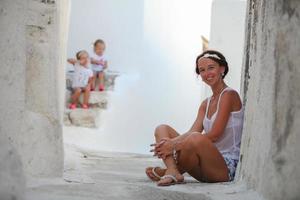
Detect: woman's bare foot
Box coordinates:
(145, 167, 166, 181)
(157, 167, 184, 186)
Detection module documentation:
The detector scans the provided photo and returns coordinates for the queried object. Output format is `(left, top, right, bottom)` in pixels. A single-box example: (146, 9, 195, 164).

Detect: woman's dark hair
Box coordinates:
(195, 50, 229, 79)
(93, 39, 105, 48)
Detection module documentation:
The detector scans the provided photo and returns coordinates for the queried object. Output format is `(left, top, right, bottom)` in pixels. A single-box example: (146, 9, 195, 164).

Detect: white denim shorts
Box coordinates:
(222, 154, 239, 181)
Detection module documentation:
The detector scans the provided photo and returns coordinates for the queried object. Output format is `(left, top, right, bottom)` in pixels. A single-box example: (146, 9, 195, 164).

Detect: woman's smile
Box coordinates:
(204, 74, 217, 85)
(206, 76, 214, 81)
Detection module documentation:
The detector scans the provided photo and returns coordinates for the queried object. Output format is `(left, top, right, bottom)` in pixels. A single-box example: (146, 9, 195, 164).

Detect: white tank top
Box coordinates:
(203, 87, 244, 160)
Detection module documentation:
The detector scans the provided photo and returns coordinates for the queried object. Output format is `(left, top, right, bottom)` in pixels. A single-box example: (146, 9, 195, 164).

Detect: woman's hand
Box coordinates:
(150, 138, 174, 159)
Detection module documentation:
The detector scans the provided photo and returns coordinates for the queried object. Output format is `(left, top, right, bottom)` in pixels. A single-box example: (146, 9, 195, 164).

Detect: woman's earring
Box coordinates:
(221, 72, 225, 77)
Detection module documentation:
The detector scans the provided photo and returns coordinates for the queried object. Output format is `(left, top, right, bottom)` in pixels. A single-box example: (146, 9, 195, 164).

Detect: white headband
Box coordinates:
(202, 53, 221, 60)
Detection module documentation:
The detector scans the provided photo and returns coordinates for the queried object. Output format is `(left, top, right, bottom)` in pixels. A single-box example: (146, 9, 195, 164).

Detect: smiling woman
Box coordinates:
(196, 50, 229, 80)
(146, 50, 244, 186)
(1, 0, 300, 199)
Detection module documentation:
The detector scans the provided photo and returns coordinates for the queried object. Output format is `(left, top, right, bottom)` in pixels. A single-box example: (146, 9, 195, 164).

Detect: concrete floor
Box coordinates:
(25, 143, 263, 200)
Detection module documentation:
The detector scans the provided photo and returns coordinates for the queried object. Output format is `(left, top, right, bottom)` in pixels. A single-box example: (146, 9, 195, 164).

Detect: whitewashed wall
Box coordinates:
(0, 0, 70, 199)
(239, 1, 300, 199)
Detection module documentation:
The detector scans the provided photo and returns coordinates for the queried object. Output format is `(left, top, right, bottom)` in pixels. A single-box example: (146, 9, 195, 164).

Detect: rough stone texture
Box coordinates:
(0, 1, 27, 198)
(82, 92, 108, 109)
(68, 109, 101, 128)
(24, 0, 69, 178)
(0, 136, 25, 200)
(64, 92, 108, 127)
(0, 2, 70, 196)
(25, 144, 263, 200)
(104, 71, 119, 91)
(63, 112, 72, 126)
(238, 1, 300, 200)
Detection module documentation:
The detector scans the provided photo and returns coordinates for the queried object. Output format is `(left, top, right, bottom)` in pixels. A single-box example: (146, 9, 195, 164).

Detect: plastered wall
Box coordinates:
(239, 1, 300, 199)
(0, 0, 70, 198)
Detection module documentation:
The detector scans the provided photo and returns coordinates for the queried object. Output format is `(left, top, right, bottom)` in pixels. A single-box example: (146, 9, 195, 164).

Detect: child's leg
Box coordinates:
(71, 88, 82, 104)
(98, 71, 105, 91)
(83, 85, 90, 105)
(91, 73, 96, 90)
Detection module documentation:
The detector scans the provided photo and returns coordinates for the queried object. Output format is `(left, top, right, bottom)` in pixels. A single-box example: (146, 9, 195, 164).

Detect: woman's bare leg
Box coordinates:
(177, 132, 229, 182)
(147, 126, 229, 183)
(154, 125, 185, 185)
(146, 124, 181, 181)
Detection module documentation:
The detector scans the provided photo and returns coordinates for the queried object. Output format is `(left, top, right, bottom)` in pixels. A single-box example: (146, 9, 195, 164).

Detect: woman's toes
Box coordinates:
(157, 177, 172, 186)
(157, 168, 184, 186)
(146, 169, 155, 178)
(155, 168, 166, 177)
(145, 167, 166, 181)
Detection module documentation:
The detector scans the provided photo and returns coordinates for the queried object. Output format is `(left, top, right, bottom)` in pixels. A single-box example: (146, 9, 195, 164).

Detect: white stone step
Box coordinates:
(65, 108, 101, 128)
(64, 92, 108, 128)
(64, 71, 118, 128)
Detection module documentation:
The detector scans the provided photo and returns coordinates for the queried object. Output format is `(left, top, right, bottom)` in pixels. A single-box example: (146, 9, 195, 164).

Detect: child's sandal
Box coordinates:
(99, 85, 105, 91)
(69, 103, 77, 110)
(82, 104, 89, 109)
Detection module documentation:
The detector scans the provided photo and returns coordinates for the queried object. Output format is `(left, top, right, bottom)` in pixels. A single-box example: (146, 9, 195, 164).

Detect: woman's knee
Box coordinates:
(185, 132, 210, 149)
(154, 124, 171, 137)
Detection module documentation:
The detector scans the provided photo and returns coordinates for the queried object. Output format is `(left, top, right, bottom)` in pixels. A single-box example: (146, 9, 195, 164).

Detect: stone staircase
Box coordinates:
(64, 70, 119, 128)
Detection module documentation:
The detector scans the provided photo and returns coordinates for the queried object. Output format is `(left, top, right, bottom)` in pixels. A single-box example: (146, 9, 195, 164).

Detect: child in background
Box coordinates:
(67, 50, 93, 109)
(90, 39, 108, 91)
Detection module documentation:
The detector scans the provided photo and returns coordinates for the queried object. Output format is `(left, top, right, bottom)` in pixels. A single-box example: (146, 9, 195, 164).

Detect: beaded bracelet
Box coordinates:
(172, 142, 178, 164)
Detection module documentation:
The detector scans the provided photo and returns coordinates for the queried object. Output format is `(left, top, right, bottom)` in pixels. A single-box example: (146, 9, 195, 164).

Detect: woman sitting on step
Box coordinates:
(146, 50, 244, 186)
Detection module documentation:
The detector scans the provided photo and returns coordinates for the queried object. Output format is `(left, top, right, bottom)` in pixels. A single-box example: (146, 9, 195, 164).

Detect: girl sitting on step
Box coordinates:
(67, 50, 93, 109)
(146, 50, 244, 186)
(90, 39, 108, 91)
